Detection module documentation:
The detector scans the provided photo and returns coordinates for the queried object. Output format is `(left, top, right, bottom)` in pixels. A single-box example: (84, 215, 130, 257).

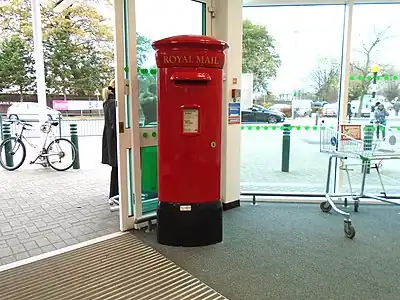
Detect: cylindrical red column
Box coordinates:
(153, 35, 229, 247)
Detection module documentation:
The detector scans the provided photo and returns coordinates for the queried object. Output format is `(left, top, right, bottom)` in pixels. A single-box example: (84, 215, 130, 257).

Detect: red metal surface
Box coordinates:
(153, 35, 228, 204)
(153, 35, 228, 69)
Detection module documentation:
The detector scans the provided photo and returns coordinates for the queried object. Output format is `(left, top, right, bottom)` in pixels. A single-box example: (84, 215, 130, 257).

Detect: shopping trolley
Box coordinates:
(319, 123, 400, 239)
(373, 123, 400, 155)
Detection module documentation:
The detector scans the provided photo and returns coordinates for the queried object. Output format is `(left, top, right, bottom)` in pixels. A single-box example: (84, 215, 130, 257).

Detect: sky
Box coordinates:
(243, 4, 400, 95)
(95, 0, 400, 95)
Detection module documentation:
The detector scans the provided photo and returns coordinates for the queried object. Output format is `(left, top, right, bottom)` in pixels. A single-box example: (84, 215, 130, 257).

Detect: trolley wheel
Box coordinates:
(344, 223, 356, 239)
(320, 201, 332, 213)
(354, 202, 359, 212)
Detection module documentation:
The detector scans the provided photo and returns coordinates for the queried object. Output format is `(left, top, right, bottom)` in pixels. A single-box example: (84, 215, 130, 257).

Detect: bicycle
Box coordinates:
(0, 119, 77, 171)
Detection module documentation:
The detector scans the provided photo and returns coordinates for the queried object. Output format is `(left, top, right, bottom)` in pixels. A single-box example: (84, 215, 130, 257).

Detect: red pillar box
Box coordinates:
(152, 35, 229, 247)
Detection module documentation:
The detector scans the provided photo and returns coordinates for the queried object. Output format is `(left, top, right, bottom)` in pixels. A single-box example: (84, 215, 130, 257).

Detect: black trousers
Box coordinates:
(110, 166, 119, 198)
(376, 124, 386, 139)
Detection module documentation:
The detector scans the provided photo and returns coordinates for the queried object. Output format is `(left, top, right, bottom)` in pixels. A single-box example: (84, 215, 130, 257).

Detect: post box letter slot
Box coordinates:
(171, 72, 211, 86)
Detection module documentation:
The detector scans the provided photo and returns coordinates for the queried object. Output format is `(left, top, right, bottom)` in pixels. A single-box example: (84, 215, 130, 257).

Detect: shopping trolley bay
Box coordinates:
(319, 123, 400, 239)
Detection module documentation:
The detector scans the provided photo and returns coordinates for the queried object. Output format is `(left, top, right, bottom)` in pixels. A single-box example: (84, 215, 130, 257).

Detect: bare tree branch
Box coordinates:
(350, 25, 393, 116)
(309, 57, 340, 101)
(353, 64, 366, 74)
(354, 26, 391, 56)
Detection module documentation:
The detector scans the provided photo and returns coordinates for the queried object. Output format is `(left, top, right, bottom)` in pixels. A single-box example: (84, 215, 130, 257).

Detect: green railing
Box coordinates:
(241, 124, 400, 131)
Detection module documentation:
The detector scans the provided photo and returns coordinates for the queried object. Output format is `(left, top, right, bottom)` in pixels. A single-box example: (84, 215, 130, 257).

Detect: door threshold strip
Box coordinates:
(0, 231, 126, 272)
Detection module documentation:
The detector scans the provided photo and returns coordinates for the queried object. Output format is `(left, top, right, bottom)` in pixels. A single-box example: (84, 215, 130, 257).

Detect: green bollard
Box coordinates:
(281, 123, 291, 172)
(2, 123, 14, 168)
(362, 124, 374, 174)
(69, 124, 80, 169)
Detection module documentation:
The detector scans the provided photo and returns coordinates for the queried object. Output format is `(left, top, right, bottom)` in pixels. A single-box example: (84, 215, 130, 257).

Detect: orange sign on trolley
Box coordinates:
(341, 125, 362, 140)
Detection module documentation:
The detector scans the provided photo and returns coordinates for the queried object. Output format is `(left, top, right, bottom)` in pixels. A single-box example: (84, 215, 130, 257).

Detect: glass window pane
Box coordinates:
(345, 4, 400, 196)
(136, 0, 205, 208)
(136, 0, 204, 127)
(241, 5, 346, 195)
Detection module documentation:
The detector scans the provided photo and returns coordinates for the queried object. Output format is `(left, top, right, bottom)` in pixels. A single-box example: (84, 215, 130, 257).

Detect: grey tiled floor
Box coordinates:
(0, 164, 119, 265)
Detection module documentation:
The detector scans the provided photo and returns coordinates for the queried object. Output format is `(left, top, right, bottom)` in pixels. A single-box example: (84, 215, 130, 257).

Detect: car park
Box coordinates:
(296, 107, 312, 117)
(269, 103, 291, 117)
(7, 102, 62, 121)
(321, 102, 338, 117)
(241, 104, 285, 123)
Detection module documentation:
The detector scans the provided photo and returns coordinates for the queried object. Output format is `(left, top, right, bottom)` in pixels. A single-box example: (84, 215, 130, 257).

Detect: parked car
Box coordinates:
(350, 100, 373, 117)
(321, 102, 338, 117)
(269, 103, 291, 117)
(293, 99, 313, 117)
(350, 96, 391, 117)
(296, 107, 312, 117)
(241, 105, 285, 123)
(312, 101, 328, 108)
(7, 102, 62, 121)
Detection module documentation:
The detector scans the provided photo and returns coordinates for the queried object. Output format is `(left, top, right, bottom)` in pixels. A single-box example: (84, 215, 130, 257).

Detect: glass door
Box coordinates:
(115, 0, 208, 230)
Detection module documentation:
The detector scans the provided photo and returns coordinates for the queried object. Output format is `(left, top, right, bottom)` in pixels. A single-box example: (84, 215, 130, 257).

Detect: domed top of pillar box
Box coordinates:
(152, 35, 229, 69)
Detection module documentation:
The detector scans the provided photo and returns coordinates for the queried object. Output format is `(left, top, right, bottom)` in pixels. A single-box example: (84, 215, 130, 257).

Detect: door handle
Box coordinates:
(119, 122, 125, 133)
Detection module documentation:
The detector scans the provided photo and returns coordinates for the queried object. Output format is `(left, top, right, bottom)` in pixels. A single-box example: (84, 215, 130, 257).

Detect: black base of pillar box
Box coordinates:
(156, 200, 223, 247)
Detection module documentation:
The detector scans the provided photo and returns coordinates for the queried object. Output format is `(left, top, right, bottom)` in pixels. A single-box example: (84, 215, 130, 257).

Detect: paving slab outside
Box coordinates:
(0, 136, 119, 265)
(241, 128, 400, 194)
(1, 117, 400, 265)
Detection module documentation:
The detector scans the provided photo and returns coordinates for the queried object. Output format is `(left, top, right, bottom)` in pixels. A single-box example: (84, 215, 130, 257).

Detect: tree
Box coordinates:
(0, 0, 33, 40)
(0, 0, 114, 98)
(350, 27, 391, 116)
(0, 0, 153, 99)
(378, 66, 400, 102)
(41, 4, 115, 98)
(0, 0, 35, 97)
(72, 44, 114, 97)
(137, 34, 152, 68)
(138, 69, 157, 124)
(0, 35, 35, 100)
(242, 19, 281, 93)
(381, 79, 400, 102)
(309, 57, 340, 102)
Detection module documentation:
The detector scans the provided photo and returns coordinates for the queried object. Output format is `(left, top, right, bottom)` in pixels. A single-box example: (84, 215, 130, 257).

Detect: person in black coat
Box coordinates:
(347, 102, 352, 122)
(101, 79, 119, 198)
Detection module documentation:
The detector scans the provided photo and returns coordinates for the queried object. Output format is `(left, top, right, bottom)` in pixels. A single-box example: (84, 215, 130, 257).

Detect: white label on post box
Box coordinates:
(180, 205, 192, 212)
(183, 108, 199, 133)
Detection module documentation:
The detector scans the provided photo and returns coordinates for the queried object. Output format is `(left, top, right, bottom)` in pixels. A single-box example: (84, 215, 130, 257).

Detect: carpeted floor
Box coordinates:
(135, 202, 400, 300)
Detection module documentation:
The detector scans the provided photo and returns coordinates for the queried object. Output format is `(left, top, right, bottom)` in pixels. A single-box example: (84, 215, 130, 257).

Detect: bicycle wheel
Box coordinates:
(46, 138, 77, 171)
(0, 137, 26, 171)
